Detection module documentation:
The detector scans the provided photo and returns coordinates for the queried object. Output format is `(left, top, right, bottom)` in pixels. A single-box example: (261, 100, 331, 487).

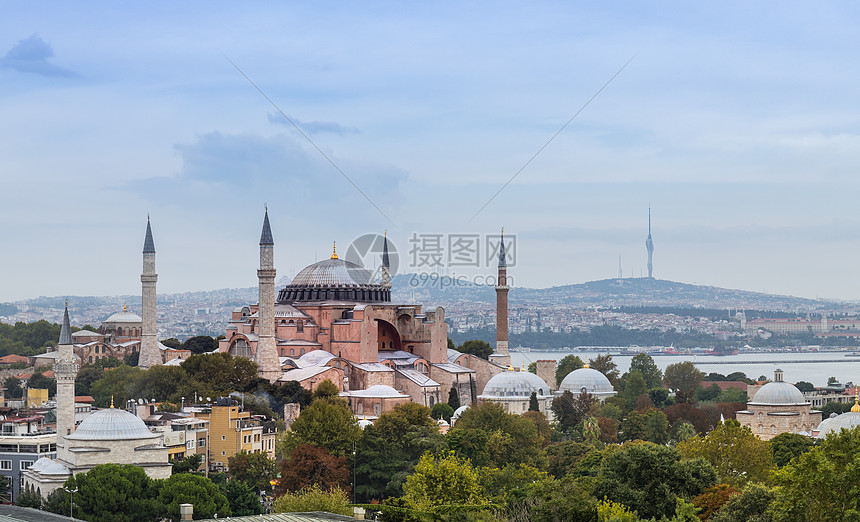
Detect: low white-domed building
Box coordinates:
(341, 384, 411, 417)
(23, 405, 172, 497)
(477, 369, 553, 414)
(557, 363, 617, 402)
(815, 395, 860, 438)
(736, 369, 821, 440)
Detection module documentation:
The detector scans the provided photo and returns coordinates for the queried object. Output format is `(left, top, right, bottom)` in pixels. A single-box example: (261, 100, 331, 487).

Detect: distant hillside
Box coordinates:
(393, 275, 844, 312)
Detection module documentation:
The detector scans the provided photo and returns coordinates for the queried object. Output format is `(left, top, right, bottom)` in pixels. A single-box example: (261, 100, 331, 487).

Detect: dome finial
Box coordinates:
(123, 303, 127, 312)
(110, 395, 114, 409)
(852, 391, 860, 413)
(583, 358, 589, 369)
(331, 241, 338, 259)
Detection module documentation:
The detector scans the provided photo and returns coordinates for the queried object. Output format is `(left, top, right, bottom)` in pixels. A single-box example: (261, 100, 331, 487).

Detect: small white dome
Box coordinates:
(299, 350, 336, 366)
(66, 408, 160, 441)
(358, 418, 374, 429)
(103, 311, 142, 323)
(558, 367, 616, 396)
(479, 371, 552, 398)
(750, 382, 807, 406)
(816, 411, 860, 438)
(346, 384, 408, 398)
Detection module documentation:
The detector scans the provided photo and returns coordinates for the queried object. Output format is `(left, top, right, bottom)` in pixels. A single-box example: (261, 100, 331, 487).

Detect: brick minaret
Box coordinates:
(139, 216, 163, 369)
(255, 208, 281, 382)
(489, 228, 511, 367)
(54, 301, 79, 444)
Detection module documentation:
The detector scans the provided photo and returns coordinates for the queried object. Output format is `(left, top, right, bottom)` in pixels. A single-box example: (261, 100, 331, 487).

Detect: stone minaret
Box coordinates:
(139, 217, 162, 369)
(255, 208, 281, 382)
(54, 302, 79, 440)
(381, 231, 391, 291)
(489, 228, 511, 367)
(646, 207, 654, 279)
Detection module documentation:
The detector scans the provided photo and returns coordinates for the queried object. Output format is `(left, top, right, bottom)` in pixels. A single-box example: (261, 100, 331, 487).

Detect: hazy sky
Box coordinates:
(3, 2, 860, 302)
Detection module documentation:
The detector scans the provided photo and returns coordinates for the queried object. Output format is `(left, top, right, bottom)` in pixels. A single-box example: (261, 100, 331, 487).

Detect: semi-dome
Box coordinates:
(750, 382, 807, 406)
(558, 367, 616, 397)
(66, 408, 160, 441)
(480, 370, 552, 398)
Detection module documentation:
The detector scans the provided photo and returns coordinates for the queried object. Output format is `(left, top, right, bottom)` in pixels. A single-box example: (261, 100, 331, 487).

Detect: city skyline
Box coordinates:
(3, 3, 860, 301)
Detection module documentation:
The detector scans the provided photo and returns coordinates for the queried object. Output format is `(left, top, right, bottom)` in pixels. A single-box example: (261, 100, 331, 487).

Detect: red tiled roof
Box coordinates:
(0, 354, 29, 363)
(75, 395, 94, 403)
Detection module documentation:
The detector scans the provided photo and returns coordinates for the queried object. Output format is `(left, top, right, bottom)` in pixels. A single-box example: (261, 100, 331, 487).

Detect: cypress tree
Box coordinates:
(529, 392, 540, 412)
(448, 387, 461, 410)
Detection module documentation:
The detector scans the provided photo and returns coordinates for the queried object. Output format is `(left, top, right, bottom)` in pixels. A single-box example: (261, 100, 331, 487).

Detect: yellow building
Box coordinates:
(26, 388, 48, 408)
(192, 401, 276, 472)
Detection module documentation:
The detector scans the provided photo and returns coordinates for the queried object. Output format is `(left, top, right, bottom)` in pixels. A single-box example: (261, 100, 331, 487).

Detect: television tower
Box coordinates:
(646, 208, 654, 279)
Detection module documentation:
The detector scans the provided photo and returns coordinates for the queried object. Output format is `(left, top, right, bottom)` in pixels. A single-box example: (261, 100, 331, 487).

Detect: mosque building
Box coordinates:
(23, 304, 172, 498)
(218, 210, 507, 415)
(477, 366, 554, 414)
(735, 369, 821, 440)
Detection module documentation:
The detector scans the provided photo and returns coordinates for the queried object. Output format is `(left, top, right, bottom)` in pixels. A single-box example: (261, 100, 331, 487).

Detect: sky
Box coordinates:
(2, 2, 860, 302)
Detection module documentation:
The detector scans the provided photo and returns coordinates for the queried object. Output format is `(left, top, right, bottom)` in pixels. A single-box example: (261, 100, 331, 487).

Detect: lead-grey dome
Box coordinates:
(480, 371, 552, 398)
(816, 411, 860, 438)
(750, 382, 807, 406)
(558, 367, 616, 397)
(103, 310, 142, 323)
(291, 258, 374, 286)
(66, 408, 159, 441)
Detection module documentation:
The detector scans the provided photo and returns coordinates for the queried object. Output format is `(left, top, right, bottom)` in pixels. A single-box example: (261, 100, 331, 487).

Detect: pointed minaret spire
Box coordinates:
(381, 231, 392, 292)
(260, 205, 274, 246)
(59, 300, 72, 345)
(498, 227, 507, 268)
(645, 207, 654, 279)
(382, 231, 390, 268)
(143, 215, 156, 254)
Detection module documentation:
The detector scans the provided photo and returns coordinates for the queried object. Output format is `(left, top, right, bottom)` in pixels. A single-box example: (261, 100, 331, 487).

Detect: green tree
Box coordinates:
(28, 369, 56, 396)
(448, 386, 461, 411)
(172, 453, 203, 474)
(664, 361, 704, 403)
(595, 441, 716, 520)
(4, 377, 23, 399)
(311, 379, 340, 401)
(227, 450, 277, 493)
(597, 498, 638, 522)
(552, 390, 595, 432)
(478, 463, 548, 505)
(794, 381, 815, 393)
(219, 479, 263, 516)
(272, 484, 351, 516)
(455, 401, 547, 469)
(15, 488, 42, 508)
(513, 476, 598, 522)
(42, 488, 68, 515)
(630, 353, 663, 388)
(671, 421, 698, 444)
(555, 354, 584, 387)
(402, 452, 488, 511)
(446, 428, 491, 468)
(282, 395, 361, 458)
(160, 337, 182, 349)
(431, 402, 454, 422)
(711, 482, 774, 522)
(590, 353, 620, 386)
(65, 463, 160, 522)
(692, 484, 738, 522)
(457, 340, 493, 360)
(770, 426, 860, 521)
(529, 391, 540, 412)
(157, 473, 231, 521)
(180, 352, 258, 394)
(447, 338, 455, 350)
(354, 403, 446, 502)
(677, 420, 774, 487)
(620, 371, 649, 411)
(89, 364, 142, 407)
(770, 432, 816, 468)
(644, 409, 669, 444)
(182, 335, 218, 354)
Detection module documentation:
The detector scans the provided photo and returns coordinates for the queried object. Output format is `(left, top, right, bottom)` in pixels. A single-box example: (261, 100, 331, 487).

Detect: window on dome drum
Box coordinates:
(300, 348, 306, 356)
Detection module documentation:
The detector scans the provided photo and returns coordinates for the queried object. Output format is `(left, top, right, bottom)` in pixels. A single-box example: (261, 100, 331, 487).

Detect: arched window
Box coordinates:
(357, 403, 363, 415)
(229, 339, 252, 358)
(281, 349, 285, 357)
(373, 403, 382, 416)
(429, 396, 435, 407)
(297, 321, 304, 333)
(89, 356, 93, 364)
(300, 348, 305, 356)
(771, 425, 776, 434)
(117, 327, 123, 337)
(289, 349, 295, 356)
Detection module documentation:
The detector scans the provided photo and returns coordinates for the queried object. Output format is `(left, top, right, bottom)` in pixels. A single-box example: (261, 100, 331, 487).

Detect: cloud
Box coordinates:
(0, 34, 78, 78)
(121, 130, 405, 225)
(267, 112, 359, 135)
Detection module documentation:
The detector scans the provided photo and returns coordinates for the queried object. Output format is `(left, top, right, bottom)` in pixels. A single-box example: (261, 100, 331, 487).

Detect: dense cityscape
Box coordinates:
(5, 3, 860, 522)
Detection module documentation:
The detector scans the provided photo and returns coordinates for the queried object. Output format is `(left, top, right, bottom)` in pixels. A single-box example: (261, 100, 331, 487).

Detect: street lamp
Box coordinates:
(64, 486, 78, 518)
